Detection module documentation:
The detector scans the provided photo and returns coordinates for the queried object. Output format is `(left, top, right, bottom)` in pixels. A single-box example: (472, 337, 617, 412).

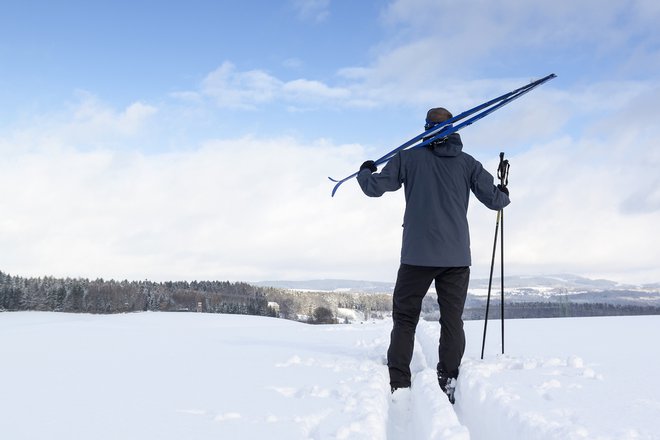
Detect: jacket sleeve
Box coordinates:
(470, 159, 510, 210)
(356, 153, 403, 197)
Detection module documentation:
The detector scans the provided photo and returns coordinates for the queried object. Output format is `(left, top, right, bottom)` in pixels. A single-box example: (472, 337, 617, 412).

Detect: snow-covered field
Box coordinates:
(1, 312, 659, 439)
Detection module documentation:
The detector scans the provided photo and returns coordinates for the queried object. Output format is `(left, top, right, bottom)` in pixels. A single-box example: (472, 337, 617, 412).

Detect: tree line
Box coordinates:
(0, 271, 392, 323)
(461, 300, 660, 320)
(6, 270, 656, 323)
(419, 292, 660, 321)
(0, 271, 277, 317)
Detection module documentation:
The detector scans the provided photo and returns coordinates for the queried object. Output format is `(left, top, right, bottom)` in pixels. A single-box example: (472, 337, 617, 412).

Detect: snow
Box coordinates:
(1, 312, 659, 439)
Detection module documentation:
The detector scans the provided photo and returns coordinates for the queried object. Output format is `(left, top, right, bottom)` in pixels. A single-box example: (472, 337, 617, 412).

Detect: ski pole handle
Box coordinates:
(498, 152, 510, 188)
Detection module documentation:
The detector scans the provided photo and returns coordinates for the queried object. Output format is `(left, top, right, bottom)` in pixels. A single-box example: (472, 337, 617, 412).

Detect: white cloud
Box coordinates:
(381, 0, 640, 49)
(180, 61, 353, 110)
(466, 111, 660, 284)
(0, 121, 405, 282)
(0, 92, 158, 153)
(4, 126, 658, 284)
(201, 62, 282, 109)
(1, 78, 660, 285)
(176, 61, 555, 115)
(69, 91, 158, 137)
(292, 0, 331, 22)
(330, 0, 658, 108)
(282, 79, 350, 100)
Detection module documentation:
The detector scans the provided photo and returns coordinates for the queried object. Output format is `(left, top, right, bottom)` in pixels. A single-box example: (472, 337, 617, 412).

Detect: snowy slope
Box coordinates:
(1, 312, 659, 439)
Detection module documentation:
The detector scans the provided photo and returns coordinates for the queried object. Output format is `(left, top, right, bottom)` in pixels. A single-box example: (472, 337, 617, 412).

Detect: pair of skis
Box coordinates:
(328, 73, 556, 196)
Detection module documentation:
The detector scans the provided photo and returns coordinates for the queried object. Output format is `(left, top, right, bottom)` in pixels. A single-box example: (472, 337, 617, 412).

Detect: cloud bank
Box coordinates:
(2, 79, 660, 284)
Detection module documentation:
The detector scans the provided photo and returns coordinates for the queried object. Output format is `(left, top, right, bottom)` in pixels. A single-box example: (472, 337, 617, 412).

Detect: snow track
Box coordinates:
(385, 320, 470, 439)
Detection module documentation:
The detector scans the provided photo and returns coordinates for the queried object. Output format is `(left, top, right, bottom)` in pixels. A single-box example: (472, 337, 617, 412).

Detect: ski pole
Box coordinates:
(480, 210, 500, 359)
(498, 153, 510, 354)
(481, 152, 509, 359)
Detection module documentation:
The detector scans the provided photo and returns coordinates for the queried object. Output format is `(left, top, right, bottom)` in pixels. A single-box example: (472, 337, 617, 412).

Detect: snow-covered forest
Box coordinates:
(0, 271, 392, 322)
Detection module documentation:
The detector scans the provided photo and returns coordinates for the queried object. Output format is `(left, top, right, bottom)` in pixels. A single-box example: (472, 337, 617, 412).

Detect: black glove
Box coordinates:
(497, 184, 509, 196)
(360, 160, 377, 173)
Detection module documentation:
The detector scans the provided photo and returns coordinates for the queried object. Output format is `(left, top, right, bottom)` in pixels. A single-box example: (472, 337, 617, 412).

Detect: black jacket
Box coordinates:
(357, 134, 509, 267)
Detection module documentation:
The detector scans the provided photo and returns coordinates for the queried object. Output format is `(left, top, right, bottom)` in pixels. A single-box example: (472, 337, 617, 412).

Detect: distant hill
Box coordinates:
(254, 274, 660, 312)
(253, 279, 395, 294)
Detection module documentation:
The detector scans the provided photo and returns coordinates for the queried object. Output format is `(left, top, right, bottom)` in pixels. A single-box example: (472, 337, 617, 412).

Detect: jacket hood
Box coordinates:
(429, 133, 463, 157)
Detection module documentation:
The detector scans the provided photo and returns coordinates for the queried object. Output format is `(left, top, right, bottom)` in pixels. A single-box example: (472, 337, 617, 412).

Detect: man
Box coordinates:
(357, 107, 510, 403)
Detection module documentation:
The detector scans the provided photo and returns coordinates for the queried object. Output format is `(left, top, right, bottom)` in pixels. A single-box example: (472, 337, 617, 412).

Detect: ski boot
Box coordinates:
(437, 371, 457, 404)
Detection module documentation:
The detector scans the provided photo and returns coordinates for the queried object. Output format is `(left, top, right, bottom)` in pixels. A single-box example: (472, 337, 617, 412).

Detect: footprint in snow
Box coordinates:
(387, 388, 413, 439)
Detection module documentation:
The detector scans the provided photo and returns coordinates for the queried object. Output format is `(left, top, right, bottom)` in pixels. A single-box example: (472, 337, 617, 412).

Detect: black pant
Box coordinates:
(387, 264, 470, 388)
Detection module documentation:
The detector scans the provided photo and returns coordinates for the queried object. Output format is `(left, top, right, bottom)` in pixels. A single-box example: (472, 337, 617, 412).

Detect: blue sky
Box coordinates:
(1, 1, 381, 101)
(1, 0, 390, 145)
(1, 0, 659, 284)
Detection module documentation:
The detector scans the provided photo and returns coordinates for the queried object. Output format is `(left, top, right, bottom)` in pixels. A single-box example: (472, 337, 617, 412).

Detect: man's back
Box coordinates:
(357, 133, 509, 267)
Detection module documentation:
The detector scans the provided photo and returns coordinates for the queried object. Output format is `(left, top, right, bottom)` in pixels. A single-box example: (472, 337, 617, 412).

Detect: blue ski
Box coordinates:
(329, 73, 556, 197)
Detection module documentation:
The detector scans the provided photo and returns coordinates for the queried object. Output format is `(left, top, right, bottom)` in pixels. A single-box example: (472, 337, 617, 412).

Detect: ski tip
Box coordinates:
(331, 181, 342, 197)
(328, 176, 339, 183)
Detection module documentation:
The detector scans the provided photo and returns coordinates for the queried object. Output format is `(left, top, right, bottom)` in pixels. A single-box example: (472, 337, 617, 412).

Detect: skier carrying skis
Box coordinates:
(357, 107, 510, 403)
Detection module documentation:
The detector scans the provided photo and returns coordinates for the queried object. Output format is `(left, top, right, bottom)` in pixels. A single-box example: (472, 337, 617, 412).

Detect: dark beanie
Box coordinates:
(426, 107, 453, 123)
